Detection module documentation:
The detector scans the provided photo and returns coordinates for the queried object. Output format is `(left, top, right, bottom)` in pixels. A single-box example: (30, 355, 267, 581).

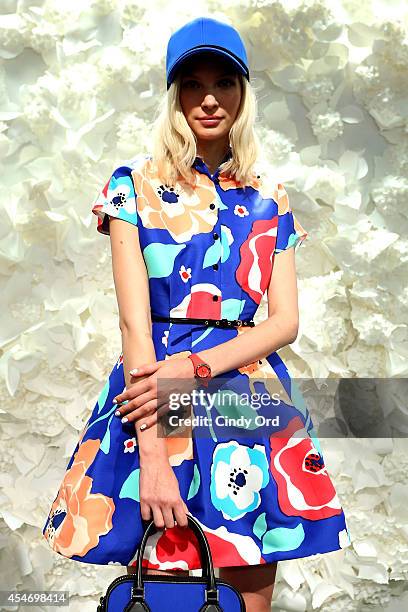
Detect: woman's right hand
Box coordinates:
(139, 457, 189, 529)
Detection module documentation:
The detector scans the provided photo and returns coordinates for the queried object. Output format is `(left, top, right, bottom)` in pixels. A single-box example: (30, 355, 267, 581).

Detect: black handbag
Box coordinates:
(97, 513, 246, 611)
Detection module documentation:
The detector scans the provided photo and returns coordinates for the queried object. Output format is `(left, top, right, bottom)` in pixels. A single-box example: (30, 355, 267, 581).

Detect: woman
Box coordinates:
(43, 17, 352, 612)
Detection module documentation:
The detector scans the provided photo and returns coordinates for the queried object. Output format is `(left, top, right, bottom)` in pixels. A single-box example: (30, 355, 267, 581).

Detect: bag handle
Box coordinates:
(124, 513, 223, 612)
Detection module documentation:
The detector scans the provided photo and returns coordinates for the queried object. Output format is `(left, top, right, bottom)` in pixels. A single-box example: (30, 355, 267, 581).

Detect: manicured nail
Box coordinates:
(129, 368, 138, 375)
(115, 410, 121, 416)
(140, 423, 147, 431)
(121, 417, 128, 423)
(113, 398, 117, 404)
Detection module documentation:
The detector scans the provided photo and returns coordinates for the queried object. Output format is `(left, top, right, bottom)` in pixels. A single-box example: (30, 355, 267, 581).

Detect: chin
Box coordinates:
(195, 128, 228, 140)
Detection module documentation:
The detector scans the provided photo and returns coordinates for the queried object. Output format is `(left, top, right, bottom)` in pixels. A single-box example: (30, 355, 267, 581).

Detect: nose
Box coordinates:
(202, 93, 219, 108)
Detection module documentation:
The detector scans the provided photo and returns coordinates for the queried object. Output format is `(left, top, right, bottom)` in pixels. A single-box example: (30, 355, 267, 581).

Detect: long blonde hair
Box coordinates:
(150, 71, 261, 188)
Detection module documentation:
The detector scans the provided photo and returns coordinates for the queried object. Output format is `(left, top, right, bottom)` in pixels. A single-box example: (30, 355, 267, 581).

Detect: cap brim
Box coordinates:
(167, 47, 248, 89)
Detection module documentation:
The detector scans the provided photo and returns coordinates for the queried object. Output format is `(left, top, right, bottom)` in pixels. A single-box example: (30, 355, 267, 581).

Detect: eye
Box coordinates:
(219, 78, 236, 87)
(181, 79, 199, 89)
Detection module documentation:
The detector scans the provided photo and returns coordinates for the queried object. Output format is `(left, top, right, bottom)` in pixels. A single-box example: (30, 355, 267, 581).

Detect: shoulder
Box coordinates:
(109, 152, 152, 182)
(249, 160, 286, 205)
(102, 153, 153, 202)
(91, 154, 152, 235)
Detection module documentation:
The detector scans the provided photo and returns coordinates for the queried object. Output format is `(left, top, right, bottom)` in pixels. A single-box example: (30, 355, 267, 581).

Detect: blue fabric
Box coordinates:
(42, 151, 352, 570)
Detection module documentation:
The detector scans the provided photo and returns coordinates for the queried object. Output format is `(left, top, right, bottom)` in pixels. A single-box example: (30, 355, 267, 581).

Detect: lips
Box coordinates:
(198, 117, 222, 125)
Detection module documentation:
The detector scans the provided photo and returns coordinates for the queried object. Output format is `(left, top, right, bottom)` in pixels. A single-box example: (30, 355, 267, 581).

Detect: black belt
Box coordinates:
(151, 314, 255, 328)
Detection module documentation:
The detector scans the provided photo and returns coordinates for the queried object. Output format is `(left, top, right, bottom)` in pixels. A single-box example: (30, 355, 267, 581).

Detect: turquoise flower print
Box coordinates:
(41, 154, 352, 569)
(210, 441, 270, 521)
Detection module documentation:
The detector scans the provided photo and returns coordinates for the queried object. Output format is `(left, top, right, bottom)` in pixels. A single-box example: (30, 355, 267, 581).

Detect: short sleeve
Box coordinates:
(91, 164, 138, 235)
(273, 182, 308, 254)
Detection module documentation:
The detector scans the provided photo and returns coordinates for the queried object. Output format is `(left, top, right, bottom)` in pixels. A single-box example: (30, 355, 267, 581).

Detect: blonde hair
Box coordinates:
(150, 71, 261, 189)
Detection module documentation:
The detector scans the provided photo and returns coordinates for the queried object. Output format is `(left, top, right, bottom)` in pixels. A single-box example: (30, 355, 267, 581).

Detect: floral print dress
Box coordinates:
(42, 149, 352, 570)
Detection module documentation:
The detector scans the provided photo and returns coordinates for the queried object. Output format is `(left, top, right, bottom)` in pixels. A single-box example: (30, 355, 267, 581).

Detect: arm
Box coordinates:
(109, 216, 169, 464)
(93, 163, 189, 529)
(198, 246, 300, 375)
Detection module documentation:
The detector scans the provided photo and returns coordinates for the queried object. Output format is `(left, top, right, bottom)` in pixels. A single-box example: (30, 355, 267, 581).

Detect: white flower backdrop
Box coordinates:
(0, 0, 407, 610)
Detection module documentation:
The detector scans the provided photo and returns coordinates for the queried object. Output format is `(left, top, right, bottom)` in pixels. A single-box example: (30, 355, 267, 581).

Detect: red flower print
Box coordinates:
(124, 437, 137, 453)
(129, 516, 265, 570)
(179, 264, 192, 283)
(234, 204, 249, 217)
(235, 218, 278, 304)
(269, 416, 343, 521)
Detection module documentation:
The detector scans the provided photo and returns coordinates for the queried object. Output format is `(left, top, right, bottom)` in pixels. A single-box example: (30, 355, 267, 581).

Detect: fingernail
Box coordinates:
(115, 410, 121, 416)
(140, 423, 147, 431)
(113, 398, 117, 404)
(129, 368, 138, 375)
(121, 417, 128, 423)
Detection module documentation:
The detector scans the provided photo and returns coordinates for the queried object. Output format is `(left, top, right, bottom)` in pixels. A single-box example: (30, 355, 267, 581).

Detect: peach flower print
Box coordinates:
(218, 169, 263, 194)
(219, 170, 296, 209)
(131, 159, 218, 243)
(43, 438, 115, 558)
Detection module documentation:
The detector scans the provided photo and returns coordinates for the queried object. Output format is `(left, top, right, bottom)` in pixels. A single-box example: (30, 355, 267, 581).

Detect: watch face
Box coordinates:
(196, 364, 211, 378)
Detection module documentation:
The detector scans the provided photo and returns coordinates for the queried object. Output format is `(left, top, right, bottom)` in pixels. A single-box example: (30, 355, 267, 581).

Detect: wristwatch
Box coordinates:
(187, 353, 212, 387)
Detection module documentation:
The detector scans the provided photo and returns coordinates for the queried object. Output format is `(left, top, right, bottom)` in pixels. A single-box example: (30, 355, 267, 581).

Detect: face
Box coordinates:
(178, 53, 242, 145)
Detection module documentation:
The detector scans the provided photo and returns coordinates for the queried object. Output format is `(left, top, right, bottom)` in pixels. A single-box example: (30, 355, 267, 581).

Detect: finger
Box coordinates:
(156, 404, 176, 432)
(161, 505, 175, 529)
(152, 505, 165, 530)
(129, 361, 163, 378)
(120, 399, 158, 424)
(156, 403, 170, 418)
(135, 412, 158, 431)
(115, 390, 155, 417)
(173, 501, 189, 528)
(140, 502, 152, 522)
(113, 379, 151, 406)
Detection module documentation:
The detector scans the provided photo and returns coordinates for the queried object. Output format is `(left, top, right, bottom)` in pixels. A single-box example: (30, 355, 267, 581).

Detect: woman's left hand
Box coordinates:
(113, 357, 197, 431)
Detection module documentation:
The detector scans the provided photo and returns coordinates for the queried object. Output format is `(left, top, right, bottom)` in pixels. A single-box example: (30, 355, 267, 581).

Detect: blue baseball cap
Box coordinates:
(166, 17, 250, 90)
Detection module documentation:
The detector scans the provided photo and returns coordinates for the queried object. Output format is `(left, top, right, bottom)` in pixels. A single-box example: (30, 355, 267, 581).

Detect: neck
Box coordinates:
(196, 139, 231, 175)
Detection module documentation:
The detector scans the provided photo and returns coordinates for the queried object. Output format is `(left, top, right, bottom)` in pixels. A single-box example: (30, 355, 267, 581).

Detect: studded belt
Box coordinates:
(151, 314, 255, 328)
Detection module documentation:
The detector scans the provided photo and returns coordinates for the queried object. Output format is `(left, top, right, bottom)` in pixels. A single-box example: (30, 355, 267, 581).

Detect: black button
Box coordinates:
(212, 295, 219, 301)
(213, 232, 219, 240)
(212, 263, 218, 270)
(210, 203, 215, 209)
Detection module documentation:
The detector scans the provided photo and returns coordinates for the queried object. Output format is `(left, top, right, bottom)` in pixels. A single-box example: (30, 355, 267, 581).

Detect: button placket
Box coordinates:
(212, 220, 222, 302)
(195, 158, 226, 305)
(212, 193, 222, 305)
